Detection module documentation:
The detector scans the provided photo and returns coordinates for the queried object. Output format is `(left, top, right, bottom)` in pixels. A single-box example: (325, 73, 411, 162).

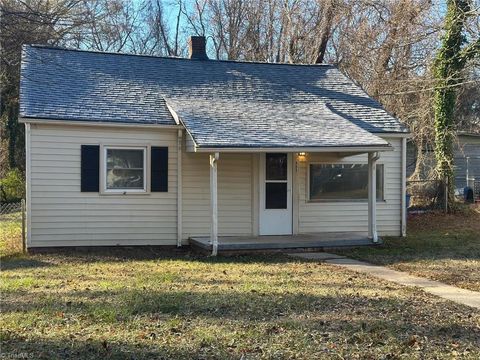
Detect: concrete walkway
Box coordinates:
(290, 252, 480, 310)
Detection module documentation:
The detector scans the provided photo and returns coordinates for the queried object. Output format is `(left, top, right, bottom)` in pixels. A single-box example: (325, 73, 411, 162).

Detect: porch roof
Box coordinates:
(167, 96, 391, 151)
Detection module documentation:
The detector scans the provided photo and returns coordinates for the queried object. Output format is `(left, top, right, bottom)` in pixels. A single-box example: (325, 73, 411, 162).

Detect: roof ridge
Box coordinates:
(23, 44, 336, 68)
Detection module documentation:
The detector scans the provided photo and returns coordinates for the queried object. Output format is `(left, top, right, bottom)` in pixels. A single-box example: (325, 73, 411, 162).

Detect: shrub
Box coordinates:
(0, 169, 25, 203)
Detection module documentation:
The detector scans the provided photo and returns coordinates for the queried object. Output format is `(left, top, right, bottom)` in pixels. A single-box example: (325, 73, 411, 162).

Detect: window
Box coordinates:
(104, 147, 147, 192)
(309, 163, 384, 201)
(265, 153, 288, 209)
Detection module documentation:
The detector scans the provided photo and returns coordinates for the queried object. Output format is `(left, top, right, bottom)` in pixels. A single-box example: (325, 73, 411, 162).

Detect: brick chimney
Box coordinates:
(188, 36, 208, 60)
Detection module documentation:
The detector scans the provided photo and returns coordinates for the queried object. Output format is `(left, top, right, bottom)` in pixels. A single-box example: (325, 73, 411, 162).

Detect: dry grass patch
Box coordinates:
(0, 212, 23, 258)
(335, 207, 480, 292)
(1, 249, 479, 359)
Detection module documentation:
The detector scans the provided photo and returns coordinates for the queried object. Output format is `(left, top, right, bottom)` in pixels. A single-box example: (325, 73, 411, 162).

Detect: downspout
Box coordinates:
(466, 156, 470, 188)
(368, 152, 380, 243)
(401, 137, 407, 237)
(210, 153, 219, 256)
(177, 129, 183, 247)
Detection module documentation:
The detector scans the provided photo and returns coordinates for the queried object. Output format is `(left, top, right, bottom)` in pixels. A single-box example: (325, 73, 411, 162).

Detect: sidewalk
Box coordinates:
(290, 252, 480, 310)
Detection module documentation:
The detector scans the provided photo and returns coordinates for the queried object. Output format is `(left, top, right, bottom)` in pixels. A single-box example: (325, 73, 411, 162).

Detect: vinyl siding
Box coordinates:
(28, 124, 403, 246)
(407, 135, 480, 189)
(454, 136, 480, 189)
(28, 124, 178, 247)
(182, 152, 253, 239)
(297, 138, 402, 236)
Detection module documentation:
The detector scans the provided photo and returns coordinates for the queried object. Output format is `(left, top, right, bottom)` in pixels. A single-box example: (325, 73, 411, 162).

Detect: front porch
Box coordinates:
(202, 150, 386, 255)
(189, 232, 381, 253)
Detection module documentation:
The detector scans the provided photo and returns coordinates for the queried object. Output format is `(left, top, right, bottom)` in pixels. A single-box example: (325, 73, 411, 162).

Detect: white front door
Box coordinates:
(259, 153, 293, 235)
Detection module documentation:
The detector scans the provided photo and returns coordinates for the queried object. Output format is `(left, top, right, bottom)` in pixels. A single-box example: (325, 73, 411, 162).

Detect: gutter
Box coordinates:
(19, 117, 183, 129)
(193, 145, 393, 153)
(376, 132, 412, 139)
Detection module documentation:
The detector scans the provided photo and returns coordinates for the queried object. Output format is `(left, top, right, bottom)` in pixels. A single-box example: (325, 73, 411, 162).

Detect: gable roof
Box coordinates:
(20, 45, 408, 150)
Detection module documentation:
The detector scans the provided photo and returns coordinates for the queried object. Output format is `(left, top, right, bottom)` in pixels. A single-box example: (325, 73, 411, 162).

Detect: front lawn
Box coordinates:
(335, 207, 480, 292)
(1, 249, 479, 359)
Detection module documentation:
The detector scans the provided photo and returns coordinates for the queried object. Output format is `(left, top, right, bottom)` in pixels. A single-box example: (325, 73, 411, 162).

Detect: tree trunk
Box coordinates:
(432, 0, 474, 209)
(314, 0, 336, 64)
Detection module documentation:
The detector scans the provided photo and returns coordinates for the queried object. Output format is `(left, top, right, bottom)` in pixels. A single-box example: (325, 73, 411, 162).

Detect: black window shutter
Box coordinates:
(81, 145, 100, 192)
(151, 147, 168, 192)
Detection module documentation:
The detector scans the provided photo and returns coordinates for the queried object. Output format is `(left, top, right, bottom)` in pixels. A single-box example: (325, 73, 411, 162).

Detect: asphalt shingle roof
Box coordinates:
(20, 45, 408, 149)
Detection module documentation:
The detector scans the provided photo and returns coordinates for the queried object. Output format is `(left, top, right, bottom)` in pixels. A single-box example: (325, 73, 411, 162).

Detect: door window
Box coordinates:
(265, 153, 288, 209)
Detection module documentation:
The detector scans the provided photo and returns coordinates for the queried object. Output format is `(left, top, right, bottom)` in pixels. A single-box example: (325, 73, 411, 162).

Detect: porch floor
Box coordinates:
(189, 232, 380, 253)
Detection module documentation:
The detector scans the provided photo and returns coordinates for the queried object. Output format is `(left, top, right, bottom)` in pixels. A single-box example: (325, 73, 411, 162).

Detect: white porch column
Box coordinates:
(368, 152, 379, 243)
(210, 153, 219, 256)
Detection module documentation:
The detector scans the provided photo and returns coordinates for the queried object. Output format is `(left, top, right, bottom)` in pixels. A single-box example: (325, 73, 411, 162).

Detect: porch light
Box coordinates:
(297, 152, 306, 162)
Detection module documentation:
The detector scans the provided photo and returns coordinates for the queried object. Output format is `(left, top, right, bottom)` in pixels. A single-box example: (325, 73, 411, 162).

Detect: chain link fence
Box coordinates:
(406, 179, 447, 213)
(0, 200, 26, 254)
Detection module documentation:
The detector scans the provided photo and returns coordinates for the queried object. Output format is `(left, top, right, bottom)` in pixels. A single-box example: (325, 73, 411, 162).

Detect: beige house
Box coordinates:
(20, 37, 409, 255)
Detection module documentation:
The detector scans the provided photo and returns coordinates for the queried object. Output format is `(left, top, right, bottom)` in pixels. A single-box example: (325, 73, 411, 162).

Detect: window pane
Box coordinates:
(107, 149, 143, 169)
(266, 182, 287, 209)
(266, 153, 287, 180)
(106, 149, 144, 190)
(309, 164, 383, 200)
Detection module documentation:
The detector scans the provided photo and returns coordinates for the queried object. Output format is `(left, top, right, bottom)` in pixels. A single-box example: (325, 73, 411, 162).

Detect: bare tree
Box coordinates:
(0, 0, 92, 173)
(1, 0, 479, 184)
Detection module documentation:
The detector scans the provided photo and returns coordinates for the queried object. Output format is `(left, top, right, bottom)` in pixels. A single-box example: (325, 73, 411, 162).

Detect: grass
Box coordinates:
(334, 206, 480, 292)
(1, 211, 480, 359)
(0, 212, 23, 258)
(1, 248, 479, 359)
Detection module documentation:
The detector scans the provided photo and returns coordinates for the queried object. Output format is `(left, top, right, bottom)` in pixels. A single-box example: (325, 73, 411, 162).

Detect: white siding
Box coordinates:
(297, 138, 402, 236)
(182, 152, 253, 239)
(28, 123, 403, 247)
(29, 124, 178, 247)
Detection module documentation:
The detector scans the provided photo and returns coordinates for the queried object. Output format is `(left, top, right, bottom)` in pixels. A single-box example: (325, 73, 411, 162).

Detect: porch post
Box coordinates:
(368, 152, 379, 243)
(210, 153, 219, 256)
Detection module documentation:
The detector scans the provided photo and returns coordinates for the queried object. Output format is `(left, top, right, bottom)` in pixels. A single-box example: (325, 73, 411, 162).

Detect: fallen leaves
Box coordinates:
(1, 251, 479, 359)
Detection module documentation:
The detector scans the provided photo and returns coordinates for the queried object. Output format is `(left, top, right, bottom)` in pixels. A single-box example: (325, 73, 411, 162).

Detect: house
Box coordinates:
(19, 36, 410, 255)
(454, 133, 480, 191)
(406, 132, 480, 192)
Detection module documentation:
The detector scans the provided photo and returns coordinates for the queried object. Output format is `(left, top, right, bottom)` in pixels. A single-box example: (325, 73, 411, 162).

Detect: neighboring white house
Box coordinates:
(20, 37, 410, 254)
(407, 132, 480, 191)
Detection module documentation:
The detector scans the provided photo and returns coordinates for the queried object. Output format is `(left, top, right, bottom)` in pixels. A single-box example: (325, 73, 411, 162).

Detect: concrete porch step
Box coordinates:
(189, 232, 381, 254)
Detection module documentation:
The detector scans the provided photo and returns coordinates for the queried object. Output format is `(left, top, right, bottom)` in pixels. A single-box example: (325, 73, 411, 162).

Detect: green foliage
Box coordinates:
(433, 0, 479, 208)
(0, 169, 25, 203)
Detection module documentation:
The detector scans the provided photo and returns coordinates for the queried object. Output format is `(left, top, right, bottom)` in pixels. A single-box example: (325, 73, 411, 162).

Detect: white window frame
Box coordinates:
(101, 145, 149, 194)
(307, 161, 385, 202)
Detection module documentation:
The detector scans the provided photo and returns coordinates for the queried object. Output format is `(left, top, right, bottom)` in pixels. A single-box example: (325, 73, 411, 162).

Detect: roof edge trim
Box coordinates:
(163, 101, 198, 149)
(374, 132, 412, 138)
(192, 145, 393, 153)
(19, 117, 183, 129)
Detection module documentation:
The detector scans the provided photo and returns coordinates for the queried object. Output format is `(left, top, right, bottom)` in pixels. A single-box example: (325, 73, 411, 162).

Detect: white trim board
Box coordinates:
(25, 123, 32, 248)
(177, 130, 183, 247)
(373, 132, 411, 138)
(193, 146, 393, 153)
(101, 145, 149, 194)
(19, 117, 182, 130)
